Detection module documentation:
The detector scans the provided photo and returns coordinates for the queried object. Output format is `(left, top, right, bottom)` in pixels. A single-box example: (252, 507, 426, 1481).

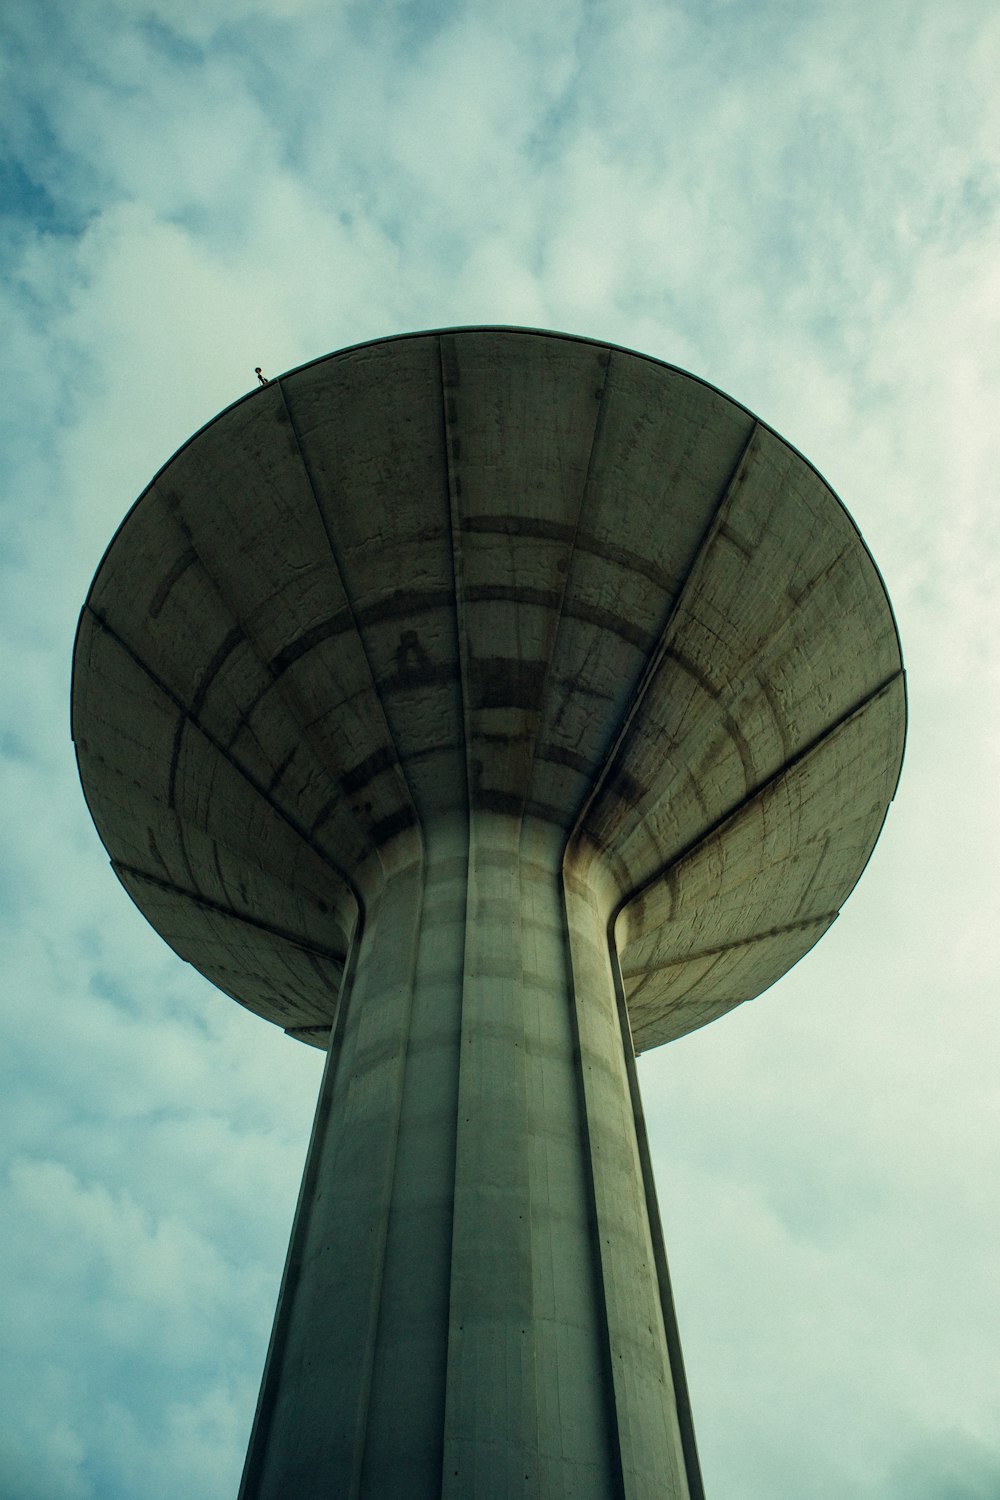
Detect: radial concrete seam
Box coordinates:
(238, 919, 365, 1498)
(619, 909, 842, 980)
(566, 421, 761, 857)
(607, 938, 705, 1500)
(82, 605, 361, 909)
(276, 375, 423, 855)
(437, 332, 481, 1499)
(438, 333, 473, 818)
(560, 862, 636, 1500)
(350, 861, 428, 1499)
(561, 864, 691, 1497)
(518, 342, 612, 828)
(614, 667, 905, 921)
(110, 860, 348, 965)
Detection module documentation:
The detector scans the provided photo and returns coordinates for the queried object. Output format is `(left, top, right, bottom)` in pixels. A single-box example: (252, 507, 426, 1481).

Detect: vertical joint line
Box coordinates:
(436, 330, 477, 1495)
(607, 923, 706, 1500)
(86, 607, 362, 909)
(559, 870, 628, 1500)
(351, 862, 428, 1497)
(437, 334, 472, 827)
(238, 910, 366, 1500)
(520, 343, 614, 824)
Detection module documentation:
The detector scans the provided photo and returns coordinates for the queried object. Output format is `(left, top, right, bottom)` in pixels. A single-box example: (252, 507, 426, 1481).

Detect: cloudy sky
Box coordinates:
(2, 1, 998, 1497)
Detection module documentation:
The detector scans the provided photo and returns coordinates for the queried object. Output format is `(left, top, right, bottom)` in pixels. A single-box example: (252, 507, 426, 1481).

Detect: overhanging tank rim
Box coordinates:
(599, 669, 911, 972)
(69, 325, 907, 790)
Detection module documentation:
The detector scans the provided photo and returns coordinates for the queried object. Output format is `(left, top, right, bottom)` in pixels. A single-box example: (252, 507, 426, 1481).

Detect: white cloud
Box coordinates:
(2, 2, 998, 1496)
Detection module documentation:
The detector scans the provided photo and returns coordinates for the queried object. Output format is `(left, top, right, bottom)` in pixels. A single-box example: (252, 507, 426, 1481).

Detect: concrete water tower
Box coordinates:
(72, 328, 905, 1499)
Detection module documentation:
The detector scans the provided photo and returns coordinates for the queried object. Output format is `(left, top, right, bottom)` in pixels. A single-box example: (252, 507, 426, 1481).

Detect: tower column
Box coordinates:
(239, 813, 690, 1500)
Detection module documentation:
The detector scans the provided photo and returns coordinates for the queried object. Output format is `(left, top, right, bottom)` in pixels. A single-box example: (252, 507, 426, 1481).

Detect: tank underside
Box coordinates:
(72, 328, 905, 1054)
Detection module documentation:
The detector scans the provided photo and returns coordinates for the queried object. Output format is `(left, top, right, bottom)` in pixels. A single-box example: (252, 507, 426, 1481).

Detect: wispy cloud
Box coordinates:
(1, 2, 998, 1496)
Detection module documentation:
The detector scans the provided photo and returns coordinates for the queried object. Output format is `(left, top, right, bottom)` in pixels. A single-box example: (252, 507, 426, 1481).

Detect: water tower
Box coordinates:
(72, 328, 905, 1499)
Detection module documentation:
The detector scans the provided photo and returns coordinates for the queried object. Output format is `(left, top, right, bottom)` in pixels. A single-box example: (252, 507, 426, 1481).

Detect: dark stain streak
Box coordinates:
(717, 520, 754, 560)
(470, 656, 548, 710)
(605, 766, 644, 804)
(309, 798, 337, 835)
(391, 629, 433, 688)
(462, 514, 576, 543)
(614, 670, 905, 916)
(621, 912, 838, 976)
(439, 334, 460, 390)
(285, 1024, 333, 1046)
(468, 787, 566, 825)
(476, 730, 531, 747)
(357, 588, 452, 629)
(305, 950, 336, 990)
(758, 674, 793, 760)
(464, 584, 561, 610)
(522, 796, 574, 825)
(793, 833, 832, 919)
(191, 626, 246, 717)
(385, 660, 456, 692)
(469, 587, 646, 664)
(537, 743, 592, 776)
(339, 746, 396, 795)
(81, 610, 363, 904)
(147, 827, 168, 872)
(472, 788, 523, 816)
(112, 859, 349, 963)
(270, 595, 455, 678)
(167, 717, 185, 809)
(723, 712, 755, 786)
(369, 807, 418, 844)
(267, 745, 297, 794)
(785, 545, 849, 609)
(224, 710, 255, 755)
(564, 600, 649, 652)
(148, 548, 197, 619)
(269, 611, 352, 676)
(669, 648, 722, 700)
(460, 515, 679, 591)
(564, 425, 761, 855)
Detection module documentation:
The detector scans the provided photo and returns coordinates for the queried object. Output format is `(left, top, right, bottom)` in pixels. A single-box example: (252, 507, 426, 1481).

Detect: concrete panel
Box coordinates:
(282, 337, 464, 823)
(617, 674, 905, 1046)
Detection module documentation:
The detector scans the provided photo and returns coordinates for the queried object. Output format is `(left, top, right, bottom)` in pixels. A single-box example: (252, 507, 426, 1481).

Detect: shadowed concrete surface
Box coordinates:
(72, 328, 905, 1498)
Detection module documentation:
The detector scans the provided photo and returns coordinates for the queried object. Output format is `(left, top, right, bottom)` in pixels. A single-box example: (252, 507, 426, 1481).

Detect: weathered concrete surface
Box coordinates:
(71, 328, 906, 1497)
(72, 329, 905, 1054)
(239, 814, 693, 1498)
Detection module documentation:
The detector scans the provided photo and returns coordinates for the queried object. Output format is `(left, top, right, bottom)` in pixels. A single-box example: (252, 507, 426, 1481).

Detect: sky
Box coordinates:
(1, 1, 998, 1497)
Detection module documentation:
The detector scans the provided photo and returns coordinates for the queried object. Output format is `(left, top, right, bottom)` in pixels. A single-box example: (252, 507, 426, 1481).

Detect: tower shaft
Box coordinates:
(240, 813, 695, 1499)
